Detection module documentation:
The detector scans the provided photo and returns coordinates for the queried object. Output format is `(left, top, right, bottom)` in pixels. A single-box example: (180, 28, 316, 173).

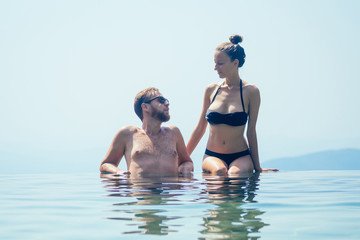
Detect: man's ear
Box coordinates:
(141, 103, 149, 112)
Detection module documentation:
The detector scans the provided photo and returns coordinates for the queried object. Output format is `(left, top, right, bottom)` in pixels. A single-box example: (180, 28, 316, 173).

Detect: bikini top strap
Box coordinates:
(210, 82, 223, 104)
(240, 79, 246, 112)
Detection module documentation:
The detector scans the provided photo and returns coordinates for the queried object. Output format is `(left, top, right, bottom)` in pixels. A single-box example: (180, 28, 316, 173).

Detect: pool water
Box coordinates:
(1, 171, 360, 239)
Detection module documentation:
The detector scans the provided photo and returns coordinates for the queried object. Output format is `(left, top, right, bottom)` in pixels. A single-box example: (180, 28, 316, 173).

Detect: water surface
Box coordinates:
(1, 171, 359, 239)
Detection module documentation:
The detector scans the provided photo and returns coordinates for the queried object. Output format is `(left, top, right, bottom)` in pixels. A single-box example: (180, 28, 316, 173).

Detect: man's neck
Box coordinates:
(142, 119, 162, 136)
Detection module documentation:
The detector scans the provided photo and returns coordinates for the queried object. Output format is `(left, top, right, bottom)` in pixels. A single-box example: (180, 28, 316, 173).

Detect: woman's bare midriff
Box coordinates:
(206, 124, 248, 153)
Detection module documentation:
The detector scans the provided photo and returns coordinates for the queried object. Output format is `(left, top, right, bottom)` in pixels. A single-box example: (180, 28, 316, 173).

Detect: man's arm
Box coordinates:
(172, 126, 194, 175)
(99, 127, 130, 174)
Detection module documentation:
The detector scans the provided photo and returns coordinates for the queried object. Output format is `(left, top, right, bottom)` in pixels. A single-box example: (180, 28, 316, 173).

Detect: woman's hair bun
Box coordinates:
(229, 34, 243, 44)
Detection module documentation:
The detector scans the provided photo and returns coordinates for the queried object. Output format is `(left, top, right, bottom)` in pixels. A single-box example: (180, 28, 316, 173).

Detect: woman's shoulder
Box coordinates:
(205, 81, 222, 94)
(243, 82, 260, 95)
(243, 82, 260, 103)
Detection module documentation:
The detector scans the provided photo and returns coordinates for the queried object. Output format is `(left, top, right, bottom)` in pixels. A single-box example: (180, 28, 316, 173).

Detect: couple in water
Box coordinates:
(100, 35, 278, 177)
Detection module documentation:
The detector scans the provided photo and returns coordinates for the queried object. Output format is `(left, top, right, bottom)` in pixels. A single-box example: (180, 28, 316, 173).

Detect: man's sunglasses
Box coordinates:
(144, 96, 169, 104)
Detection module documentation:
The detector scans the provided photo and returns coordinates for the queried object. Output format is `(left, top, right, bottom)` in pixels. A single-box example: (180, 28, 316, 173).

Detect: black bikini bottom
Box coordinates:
(205, 148, 251, 166)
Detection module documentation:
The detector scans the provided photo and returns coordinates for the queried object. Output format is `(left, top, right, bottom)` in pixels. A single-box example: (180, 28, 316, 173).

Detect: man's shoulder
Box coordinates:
(163, 125, 183, 137)
(116, 126, 141, 137)
(164, 125, 180, 131)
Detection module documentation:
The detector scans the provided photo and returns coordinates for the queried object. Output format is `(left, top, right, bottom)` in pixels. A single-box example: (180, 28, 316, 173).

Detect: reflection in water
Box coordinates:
(101, 172, 267, 239)
(101, 174, 196, 235)
(200, 173, 267, 240)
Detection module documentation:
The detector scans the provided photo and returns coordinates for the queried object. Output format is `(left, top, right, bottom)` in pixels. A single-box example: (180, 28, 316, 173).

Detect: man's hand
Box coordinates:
(178, 161, 194, 177)
(115, 169, 131, 175)
(100, 163, 130, 175)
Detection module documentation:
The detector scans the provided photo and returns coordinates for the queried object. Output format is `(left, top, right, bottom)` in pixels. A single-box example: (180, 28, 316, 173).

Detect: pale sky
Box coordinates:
(1, 0, 359, 173)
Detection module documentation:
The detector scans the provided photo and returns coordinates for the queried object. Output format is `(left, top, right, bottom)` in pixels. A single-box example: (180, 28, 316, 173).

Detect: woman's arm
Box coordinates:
(186, 85, 214, 155)
(246, 85, 261, 171)
(247, 86, 278, 172)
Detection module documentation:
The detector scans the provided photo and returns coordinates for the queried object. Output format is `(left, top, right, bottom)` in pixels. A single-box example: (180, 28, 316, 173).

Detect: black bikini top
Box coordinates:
(206, 80, 248, 126)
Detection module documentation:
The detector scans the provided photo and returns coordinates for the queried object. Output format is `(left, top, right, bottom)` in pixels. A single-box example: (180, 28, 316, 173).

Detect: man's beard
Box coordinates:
(151, 108, 170, 122)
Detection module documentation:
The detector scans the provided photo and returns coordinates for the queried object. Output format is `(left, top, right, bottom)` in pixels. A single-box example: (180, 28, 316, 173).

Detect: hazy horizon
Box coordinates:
(1, 1, 359, 173)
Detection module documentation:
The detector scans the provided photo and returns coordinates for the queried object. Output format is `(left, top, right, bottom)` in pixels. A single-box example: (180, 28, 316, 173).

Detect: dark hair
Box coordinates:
(134, 87, 159, 121)
(216, 34, 246, 68)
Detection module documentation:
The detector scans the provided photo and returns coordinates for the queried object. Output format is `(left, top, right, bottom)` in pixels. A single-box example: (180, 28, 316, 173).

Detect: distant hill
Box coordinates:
(262, 148, 360, 171)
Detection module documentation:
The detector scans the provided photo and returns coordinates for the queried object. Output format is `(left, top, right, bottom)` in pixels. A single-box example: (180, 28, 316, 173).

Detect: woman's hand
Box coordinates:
(259, 168, 279, 172)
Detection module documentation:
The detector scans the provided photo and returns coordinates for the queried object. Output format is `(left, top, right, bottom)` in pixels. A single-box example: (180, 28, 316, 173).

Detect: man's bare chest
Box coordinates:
(129, 133, 177, 159)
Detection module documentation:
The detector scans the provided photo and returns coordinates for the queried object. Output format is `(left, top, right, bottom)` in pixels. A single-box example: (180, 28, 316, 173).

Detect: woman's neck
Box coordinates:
(225, 74, 241, 87)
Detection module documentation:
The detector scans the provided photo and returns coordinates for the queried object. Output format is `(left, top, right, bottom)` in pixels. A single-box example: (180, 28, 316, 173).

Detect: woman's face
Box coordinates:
(214, 51, 237, 78)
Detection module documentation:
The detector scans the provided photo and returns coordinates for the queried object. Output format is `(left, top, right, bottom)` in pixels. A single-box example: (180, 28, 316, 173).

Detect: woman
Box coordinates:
(186, 35, 278, 174)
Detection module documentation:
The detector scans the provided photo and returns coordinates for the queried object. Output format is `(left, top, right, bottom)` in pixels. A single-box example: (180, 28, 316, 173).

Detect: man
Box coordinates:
(100, 87, 193, 176)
